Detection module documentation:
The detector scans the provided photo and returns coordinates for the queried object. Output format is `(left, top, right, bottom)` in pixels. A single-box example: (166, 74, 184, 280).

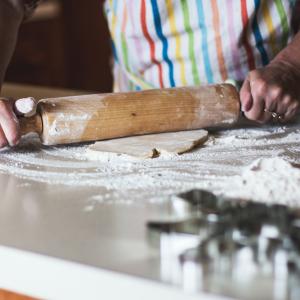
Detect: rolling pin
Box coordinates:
(19, 84, 240, 145)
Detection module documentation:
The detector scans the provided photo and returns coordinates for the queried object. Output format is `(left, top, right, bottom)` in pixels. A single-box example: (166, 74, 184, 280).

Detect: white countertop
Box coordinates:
(0, 83, 299, 299)
(0, 143, 228, 300)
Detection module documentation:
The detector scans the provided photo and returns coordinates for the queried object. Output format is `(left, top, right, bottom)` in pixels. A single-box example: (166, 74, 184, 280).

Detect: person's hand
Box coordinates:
(0, 97, 37, 149)
(240, 61, 300, 123)
(0, 97, 20, 148)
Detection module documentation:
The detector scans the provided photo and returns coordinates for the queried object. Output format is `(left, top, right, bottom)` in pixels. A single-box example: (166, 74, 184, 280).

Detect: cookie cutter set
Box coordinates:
(148, 190, 300, 300)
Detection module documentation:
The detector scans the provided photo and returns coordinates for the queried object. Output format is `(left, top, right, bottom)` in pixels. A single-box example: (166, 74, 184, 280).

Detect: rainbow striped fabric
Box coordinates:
(104, 0, 300, 91)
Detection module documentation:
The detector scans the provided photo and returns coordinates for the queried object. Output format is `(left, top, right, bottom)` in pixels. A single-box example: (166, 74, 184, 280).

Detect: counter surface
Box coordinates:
(0, 83, 299, 300)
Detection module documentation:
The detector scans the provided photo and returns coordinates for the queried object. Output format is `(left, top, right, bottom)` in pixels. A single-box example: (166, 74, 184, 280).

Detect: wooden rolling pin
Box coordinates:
(19, 84, 240, 145)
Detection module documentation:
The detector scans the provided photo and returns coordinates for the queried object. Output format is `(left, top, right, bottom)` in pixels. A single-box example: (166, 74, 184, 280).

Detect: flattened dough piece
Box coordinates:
(87, 130, 208, 159)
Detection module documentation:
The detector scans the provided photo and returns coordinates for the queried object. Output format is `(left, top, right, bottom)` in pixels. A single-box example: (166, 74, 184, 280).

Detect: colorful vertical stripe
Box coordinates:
(211, 0, 228, 81)
(105, 0, 298, 91)
(226, 0, 244, 80)
(120, 4, 130, 71)
(150, 0, 176, 87)
(252, 0, 270, 65)
(240, 0, 256, 70)
(180, 0, 200, 85)
(261, 0, 278, 56)
(166, 0, 187, 86)
(140, 0, 164, 88)
(195, 0, 214, 83)
(274, 0, 290, 47)
(108, 0, 118, 62)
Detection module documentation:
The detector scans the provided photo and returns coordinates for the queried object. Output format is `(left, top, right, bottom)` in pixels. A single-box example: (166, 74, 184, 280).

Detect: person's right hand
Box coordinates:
(0, 97, 20, 148)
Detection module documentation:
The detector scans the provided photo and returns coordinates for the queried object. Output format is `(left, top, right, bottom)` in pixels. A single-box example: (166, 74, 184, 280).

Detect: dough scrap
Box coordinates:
(87, 130, 208, 159)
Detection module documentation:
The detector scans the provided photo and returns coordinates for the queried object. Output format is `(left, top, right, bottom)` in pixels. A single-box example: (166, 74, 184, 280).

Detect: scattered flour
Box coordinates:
(0, 119, 299, 207)
(84, 149, 141, 163)
(225, 157, 300, 206)
(84, 148, 181, 162)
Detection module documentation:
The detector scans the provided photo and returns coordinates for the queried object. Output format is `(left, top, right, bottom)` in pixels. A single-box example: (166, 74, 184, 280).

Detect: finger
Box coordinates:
(245, 98, 267, 123)
(277, 95, 292, 115)
(0, 126, 8, 149)
(284, 101, 300, 121)
(244, 80, 267, 122)
(240, 78, 253, 112)
(262, 87, 282, 123)
(0, 100, 20, 146)
(259, 110, 273, 124)
(264, 87, 280, 113)
(284, 108, 297, 122)
(244, 71, 271, 122)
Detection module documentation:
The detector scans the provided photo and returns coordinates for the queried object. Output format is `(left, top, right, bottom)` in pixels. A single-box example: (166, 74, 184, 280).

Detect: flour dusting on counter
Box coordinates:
(0, 119, 300, 207)
(226, 157, 300, 206)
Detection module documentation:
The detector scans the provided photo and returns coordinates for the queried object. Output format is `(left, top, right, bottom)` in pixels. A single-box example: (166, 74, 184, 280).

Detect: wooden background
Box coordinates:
(6, 0, 113, 93)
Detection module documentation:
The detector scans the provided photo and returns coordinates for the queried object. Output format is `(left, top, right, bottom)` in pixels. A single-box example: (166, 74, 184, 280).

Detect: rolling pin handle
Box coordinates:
(19, 114, 43, 136)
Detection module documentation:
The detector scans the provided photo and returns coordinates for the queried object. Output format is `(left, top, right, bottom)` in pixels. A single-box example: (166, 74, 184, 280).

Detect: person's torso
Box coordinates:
(105, 0, 300, 91)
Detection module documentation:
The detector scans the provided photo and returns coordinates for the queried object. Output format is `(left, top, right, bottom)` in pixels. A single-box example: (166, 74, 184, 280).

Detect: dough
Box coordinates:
(87, 130, 208, 159)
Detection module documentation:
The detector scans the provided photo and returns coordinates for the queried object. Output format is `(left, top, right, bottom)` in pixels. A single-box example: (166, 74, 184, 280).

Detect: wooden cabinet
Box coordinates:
(61, 0, 113, 92)
(6, 1, 67, 88)
(6, 0, 112, 93)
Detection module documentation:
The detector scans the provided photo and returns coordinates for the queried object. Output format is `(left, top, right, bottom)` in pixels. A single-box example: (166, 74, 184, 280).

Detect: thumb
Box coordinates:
(240, 78, 253, 112)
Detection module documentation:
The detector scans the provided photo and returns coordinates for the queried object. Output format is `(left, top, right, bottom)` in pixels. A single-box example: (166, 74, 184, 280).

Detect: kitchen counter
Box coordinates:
(0, 83, 299, 300)
(0, 83, 224, 300)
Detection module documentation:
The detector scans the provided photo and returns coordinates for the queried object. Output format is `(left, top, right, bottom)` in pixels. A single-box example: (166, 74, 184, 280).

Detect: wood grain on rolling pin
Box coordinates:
(21, 85, 240, 145)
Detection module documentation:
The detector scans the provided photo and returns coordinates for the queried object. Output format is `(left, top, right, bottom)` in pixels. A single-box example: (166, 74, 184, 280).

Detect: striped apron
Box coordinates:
(104, 0, 300, 92)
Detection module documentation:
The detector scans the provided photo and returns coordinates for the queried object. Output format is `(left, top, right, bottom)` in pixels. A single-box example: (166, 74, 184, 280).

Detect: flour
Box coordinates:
(225, 157, 300, 206)
(54, 112, 91, 121)
(84, 149, 141, 162)
(15, 97, 37, 117)
(47, 112, 92, 138)
(0, 119, 300, 207)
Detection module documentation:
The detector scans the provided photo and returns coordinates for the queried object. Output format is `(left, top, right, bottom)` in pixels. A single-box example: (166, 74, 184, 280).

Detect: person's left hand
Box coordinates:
(240, 61, 300, 123)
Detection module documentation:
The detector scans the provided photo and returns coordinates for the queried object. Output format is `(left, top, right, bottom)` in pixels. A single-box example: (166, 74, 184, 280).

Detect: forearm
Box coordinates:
(0, 0, 24, 89)
(272, 32, 300, 68)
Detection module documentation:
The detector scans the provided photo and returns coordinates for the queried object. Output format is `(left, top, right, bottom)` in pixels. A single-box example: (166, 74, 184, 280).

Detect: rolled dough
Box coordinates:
(87, 130, 208, 159)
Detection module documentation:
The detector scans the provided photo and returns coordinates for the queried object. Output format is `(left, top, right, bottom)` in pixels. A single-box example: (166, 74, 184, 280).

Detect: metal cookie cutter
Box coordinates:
(147, 189, 300, 300)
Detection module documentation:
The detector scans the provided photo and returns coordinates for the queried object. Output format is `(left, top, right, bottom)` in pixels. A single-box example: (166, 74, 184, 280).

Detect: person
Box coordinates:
(0, 0, 299, 149)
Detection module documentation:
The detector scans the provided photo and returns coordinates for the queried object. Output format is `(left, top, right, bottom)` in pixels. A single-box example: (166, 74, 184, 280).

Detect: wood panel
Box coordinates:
(6, 0, 67, 88)
(0, 290, 36, 300)
(61, 0, 113, 92)
(6, 0, 113, 92)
